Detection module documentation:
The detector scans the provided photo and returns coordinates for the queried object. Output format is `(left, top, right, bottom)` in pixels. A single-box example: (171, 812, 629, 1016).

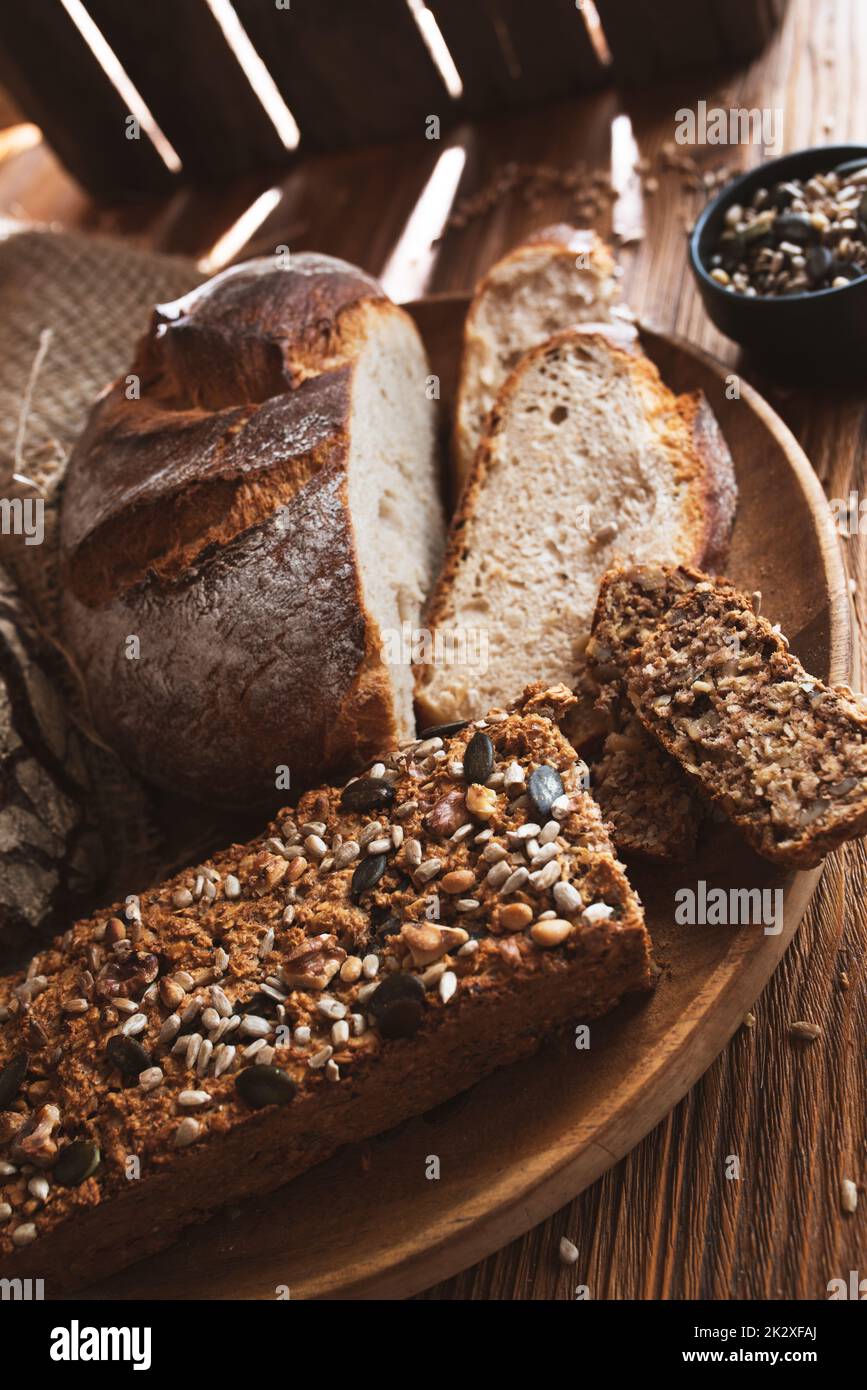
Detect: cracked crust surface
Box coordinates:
(61, 254, 444, 809)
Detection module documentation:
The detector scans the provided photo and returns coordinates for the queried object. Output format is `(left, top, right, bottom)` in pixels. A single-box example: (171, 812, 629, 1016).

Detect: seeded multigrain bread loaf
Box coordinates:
(60, 254, 444, 811)
(0, 687, 652, 1291)
(621, 571, 867, 867)
(416, 329, 737, 729)
(452, 226, 622, 489)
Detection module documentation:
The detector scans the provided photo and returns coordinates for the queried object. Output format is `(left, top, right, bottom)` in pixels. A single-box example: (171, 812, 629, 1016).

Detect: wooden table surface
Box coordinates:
(0, 0, 864, 1300)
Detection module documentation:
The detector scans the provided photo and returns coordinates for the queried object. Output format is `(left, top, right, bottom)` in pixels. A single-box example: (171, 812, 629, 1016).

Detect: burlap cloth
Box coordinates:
(0, 224, 254, 964)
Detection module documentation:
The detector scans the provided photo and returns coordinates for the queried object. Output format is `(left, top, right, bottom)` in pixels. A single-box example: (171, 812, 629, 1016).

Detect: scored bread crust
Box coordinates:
(60, 254, 441, 810)
(416, 328, 737, 729)
(452, 226, 620, 491)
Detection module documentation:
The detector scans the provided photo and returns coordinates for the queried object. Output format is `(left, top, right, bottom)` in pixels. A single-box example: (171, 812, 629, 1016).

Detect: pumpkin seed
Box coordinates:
(0, 1053, 27, 1109)
(235, 1064, 297, 1108)
(340, 777, 395, 814)
(806, 244, 833, 284)
(54, 1139, 101, 1187)
(463, 731, 494, 785)
(527, 765, 564, 819)
(351, 852, 388, 900)
(106, 1034, 152, 1078)
(368, 973, 426, 1039)
(417, 719, 470, 740)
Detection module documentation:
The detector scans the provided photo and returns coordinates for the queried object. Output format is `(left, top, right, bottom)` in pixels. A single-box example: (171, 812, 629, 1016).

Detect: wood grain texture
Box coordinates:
(84, 0, 289, 181)
(0, 0, 863, 1300)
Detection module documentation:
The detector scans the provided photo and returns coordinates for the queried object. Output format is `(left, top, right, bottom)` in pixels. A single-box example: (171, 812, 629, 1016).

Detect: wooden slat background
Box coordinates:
(0, 0, 861, 1301)
(0, 0, 787, 195)
(235, 0, 450, 151)
(0, 0, 173, 197)
(85, 0, 288, 180)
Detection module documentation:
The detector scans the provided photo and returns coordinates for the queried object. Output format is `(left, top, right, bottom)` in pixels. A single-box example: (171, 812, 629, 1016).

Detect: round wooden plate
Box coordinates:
(89, 295, 852, 1302)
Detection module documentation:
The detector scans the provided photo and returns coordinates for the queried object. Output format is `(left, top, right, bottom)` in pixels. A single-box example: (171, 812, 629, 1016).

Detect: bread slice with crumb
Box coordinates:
(452, 226, 622, 490)
(622, 569, 867, 866)
(416, 328, 737, 732)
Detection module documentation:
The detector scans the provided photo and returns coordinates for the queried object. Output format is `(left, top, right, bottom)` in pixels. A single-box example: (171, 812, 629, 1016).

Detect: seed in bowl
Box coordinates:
(707, 163, 867, 296)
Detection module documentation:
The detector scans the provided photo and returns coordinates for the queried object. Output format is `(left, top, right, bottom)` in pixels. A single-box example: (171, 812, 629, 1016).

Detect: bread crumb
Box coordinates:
(841, 1178, 858, 1213)
(743, 1011, 756, 1029)
(789, 1020, 821, 1041)
(559, 1236, 579, 1266)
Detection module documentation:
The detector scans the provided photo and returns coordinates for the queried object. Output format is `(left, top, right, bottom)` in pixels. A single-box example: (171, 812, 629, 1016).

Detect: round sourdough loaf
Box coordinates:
(60, 254, 444, 809)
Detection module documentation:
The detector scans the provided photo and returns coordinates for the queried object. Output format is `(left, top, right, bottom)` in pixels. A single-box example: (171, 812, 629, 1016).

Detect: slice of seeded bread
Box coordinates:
(623, 570, 867, 867)
(592, 718, 700, 862)
(452, 226, 622, 490)
(416, 329, 737, 733)
(588, 564, 716, 716)
(581, 563, 721, 860)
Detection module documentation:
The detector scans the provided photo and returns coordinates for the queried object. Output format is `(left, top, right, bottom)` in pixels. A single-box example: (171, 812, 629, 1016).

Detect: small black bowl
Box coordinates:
(689, 144, 867, 380)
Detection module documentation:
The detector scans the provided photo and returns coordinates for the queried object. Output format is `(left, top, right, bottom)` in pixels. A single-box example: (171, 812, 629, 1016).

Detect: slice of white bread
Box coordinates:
(416, 328, 737, 728)
(453, 226, 622, 490)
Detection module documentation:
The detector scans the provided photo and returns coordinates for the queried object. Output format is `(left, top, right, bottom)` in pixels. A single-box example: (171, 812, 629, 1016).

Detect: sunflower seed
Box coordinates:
(403, 837, 423, 867)
(157, 1014, 181, 1046)
(179, 1089, 211, 1108)
(485, 861, 512, 889)
(174, 1118, 202, 1147)
(317, 997, 347, 1022)
(240, 1015, 271, 1039)
(553, 882, 582, 914)
(530, 861, 561, 891)
(196, 1039, 214, 1076)
(415, 858, 443, 884)
(500, 867, 530, 895)
(333, 840, 360, 870)
(481, 841, 509, 864)
(582, 902, 614, 925)
(530, 843, 560, 869)
(439, 971, 457, 1003)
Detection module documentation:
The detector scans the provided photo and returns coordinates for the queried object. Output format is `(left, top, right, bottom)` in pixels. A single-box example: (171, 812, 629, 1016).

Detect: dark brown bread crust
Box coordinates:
(60, 255, 428, 810)
(680, 391, 738, 573)
(0, 688, 652, 1291)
